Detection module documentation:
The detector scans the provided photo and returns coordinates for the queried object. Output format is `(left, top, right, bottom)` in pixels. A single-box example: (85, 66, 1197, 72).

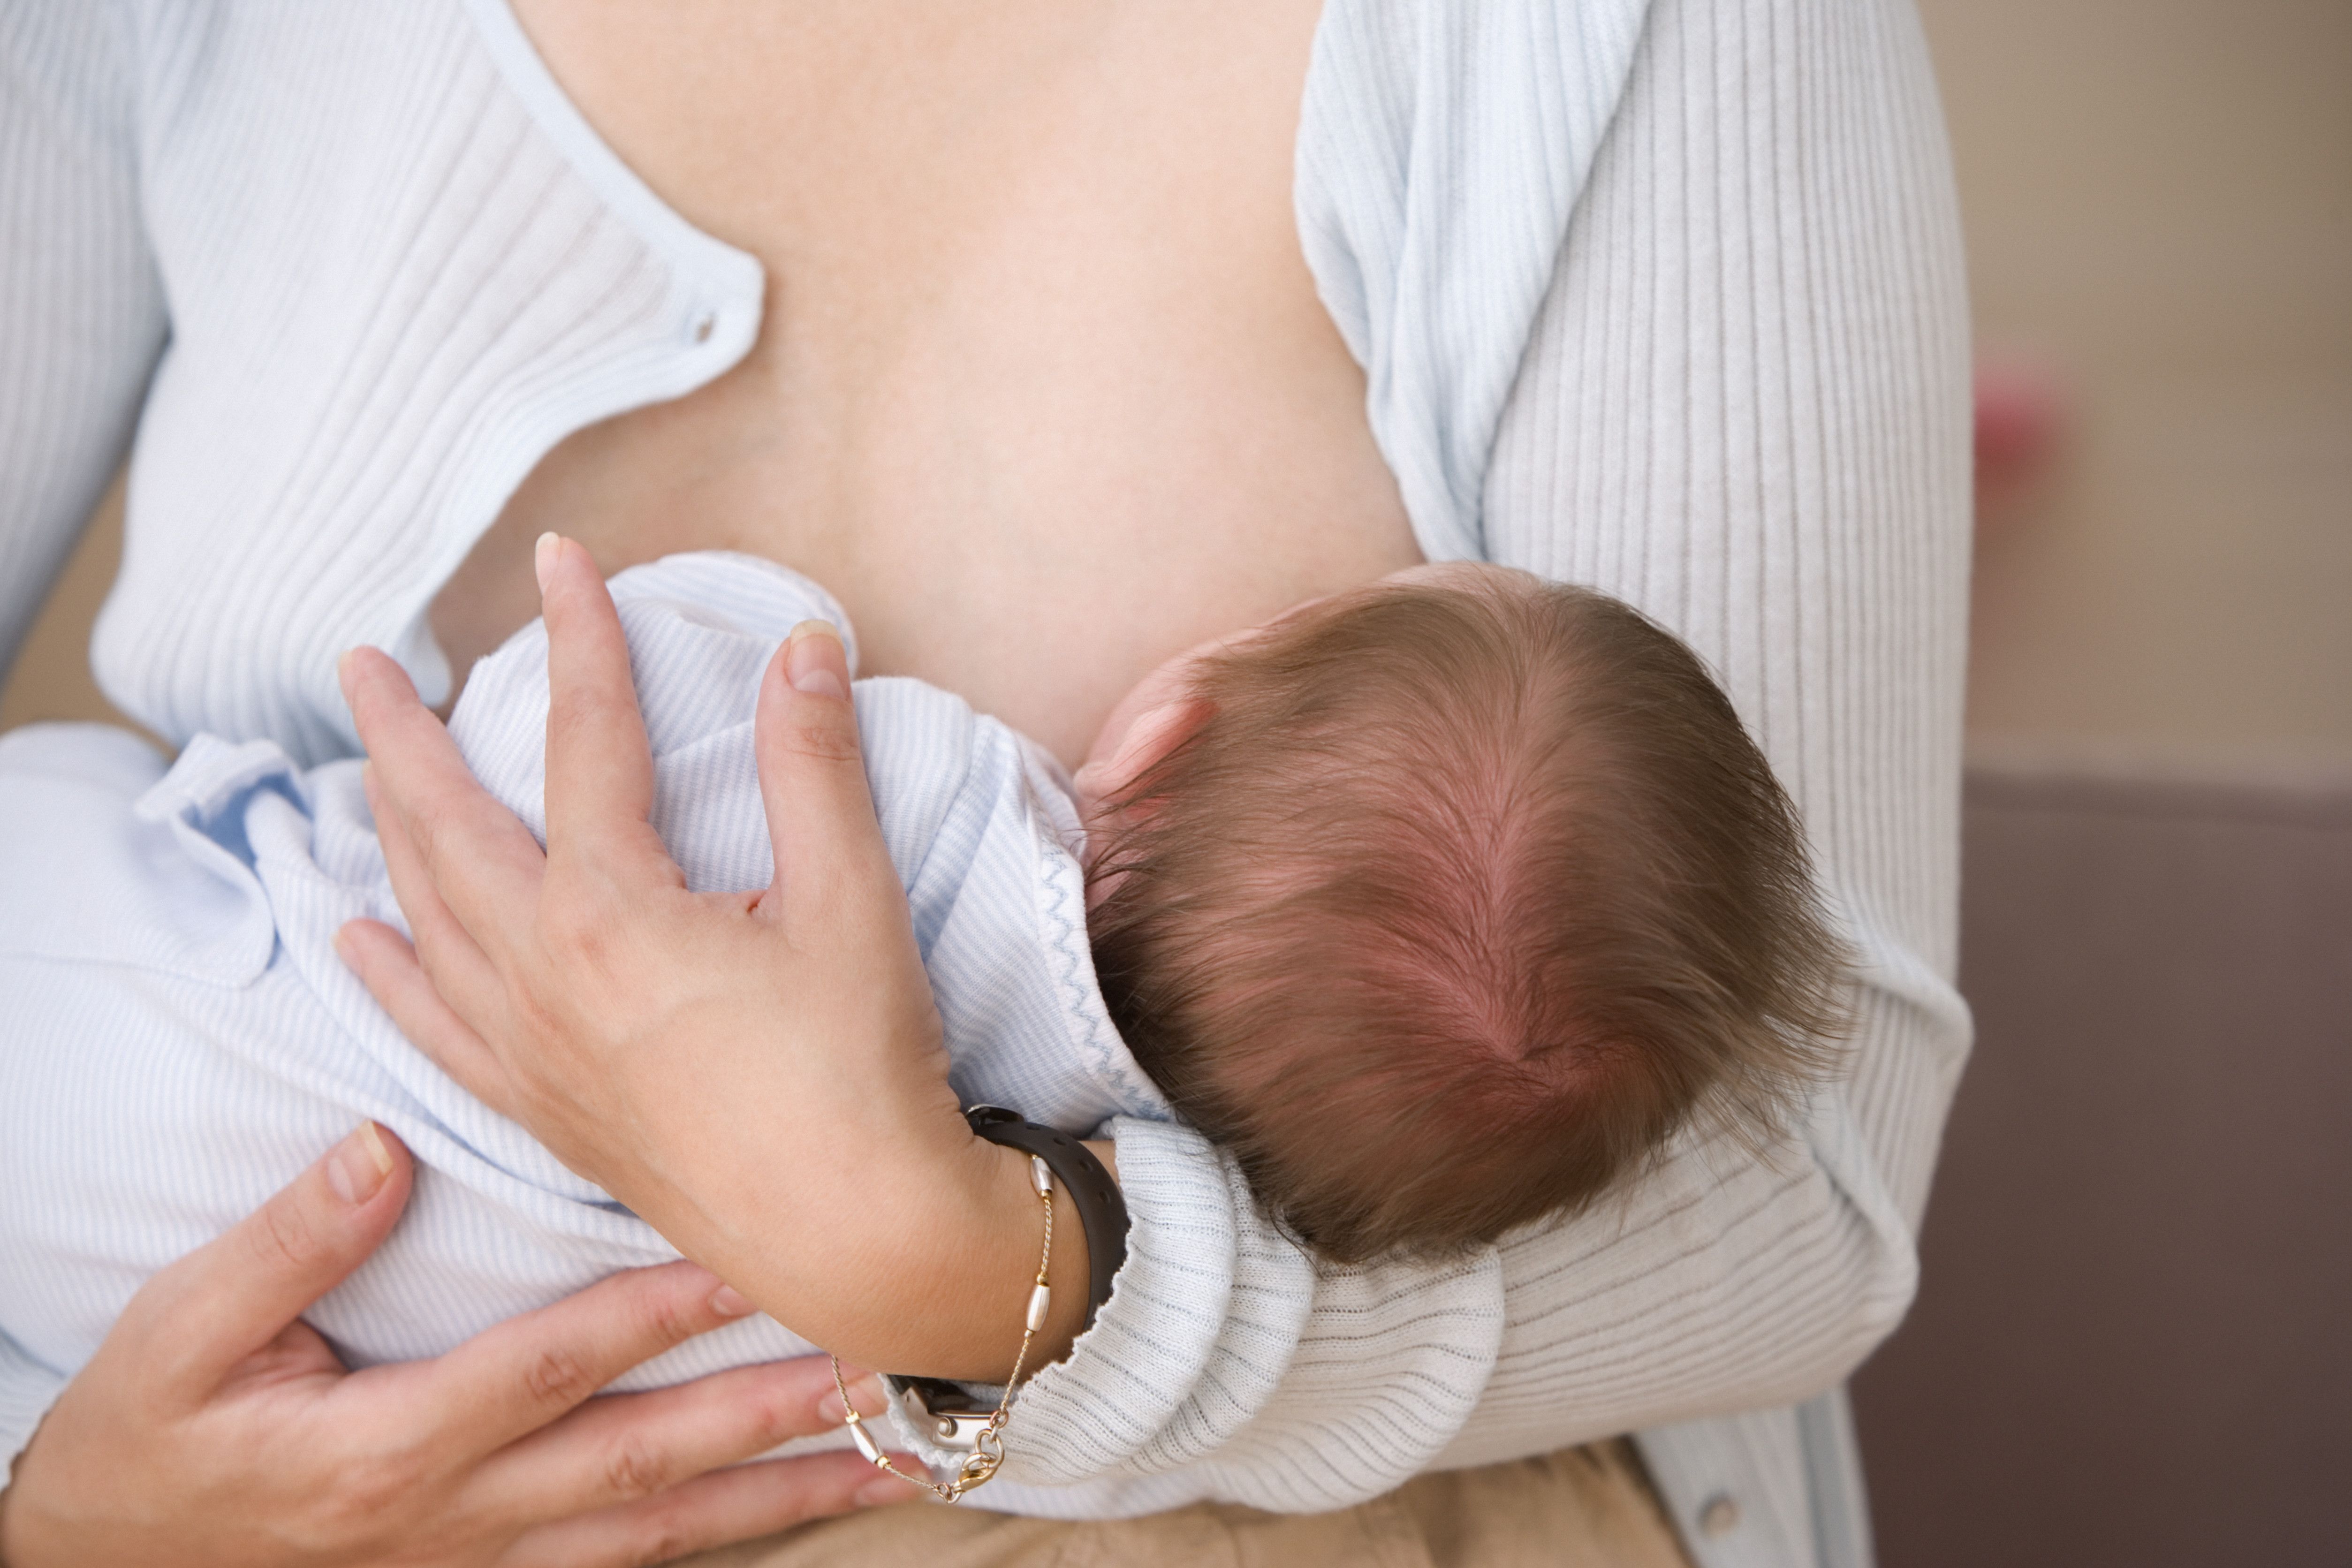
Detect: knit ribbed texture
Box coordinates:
(1298, 0, 1649, 562)
(0, 0, 162, 682)
(0, 0, 1966, 1560)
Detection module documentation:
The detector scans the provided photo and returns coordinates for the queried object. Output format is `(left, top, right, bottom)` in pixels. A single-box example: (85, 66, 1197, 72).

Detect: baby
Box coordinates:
(0, 551, 1840, 1450)
(1079, 560, 1844, 1263)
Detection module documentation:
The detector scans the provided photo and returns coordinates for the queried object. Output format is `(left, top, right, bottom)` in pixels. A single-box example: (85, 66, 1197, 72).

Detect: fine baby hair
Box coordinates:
(1087, 567, 1847, 1264)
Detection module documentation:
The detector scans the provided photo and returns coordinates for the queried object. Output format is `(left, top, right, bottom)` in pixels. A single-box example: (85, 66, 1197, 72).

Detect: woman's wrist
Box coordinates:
(851, 1135, 1106, 1383)
(710, 1132, 1109, 1384)
(895, 1137, 1095, 1382)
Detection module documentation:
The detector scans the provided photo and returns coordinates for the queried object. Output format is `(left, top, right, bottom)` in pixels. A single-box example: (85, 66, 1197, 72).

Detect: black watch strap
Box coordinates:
(964, 1105, 1127, 1333)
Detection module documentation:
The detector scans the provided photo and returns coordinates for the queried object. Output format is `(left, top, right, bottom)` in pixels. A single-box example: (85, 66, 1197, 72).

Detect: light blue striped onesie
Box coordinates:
(0, 551, 1169, 1438)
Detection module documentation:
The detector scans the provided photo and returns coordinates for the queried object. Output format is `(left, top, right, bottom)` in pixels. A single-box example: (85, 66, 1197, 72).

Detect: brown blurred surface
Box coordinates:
(1852, 762, 2352, 1568)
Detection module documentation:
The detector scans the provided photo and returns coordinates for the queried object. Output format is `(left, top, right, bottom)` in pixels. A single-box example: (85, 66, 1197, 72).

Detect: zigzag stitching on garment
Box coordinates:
(1021, 777, 1166, 1123)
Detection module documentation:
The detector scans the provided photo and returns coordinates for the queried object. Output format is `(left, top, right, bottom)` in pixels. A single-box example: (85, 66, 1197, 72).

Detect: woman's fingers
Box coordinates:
(753, 623, 898, 930)
(339, 645, 547, 946)
(364, 763, 514, 1002)
(504, 1451, 917, 1568)
(535, 534, 673, 877)
(474, 1357, 889, 1524)
(397, 1260, 755, 1457)
(125, 1123, 414, 1402)
(334, 917, 514, 1112)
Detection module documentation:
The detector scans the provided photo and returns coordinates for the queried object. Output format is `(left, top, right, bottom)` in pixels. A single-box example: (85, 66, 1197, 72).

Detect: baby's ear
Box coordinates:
(1073, 698, 1213, 819)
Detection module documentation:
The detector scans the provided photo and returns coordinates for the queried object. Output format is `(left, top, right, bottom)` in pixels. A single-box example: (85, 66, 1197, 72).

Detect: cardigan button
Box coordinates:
(1698, 1493, 1741, 1537)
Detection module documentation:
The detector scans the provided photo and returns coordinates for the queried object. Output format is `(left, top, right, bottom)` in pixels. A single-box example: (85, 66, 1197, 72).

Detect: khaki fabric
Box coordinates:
(682, 1442, 1694, 1568)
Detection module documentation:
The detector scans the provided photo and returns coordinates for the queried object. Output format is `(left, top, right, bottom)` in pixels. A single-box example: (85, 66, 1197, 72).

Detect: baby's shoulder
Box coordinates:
(853, 678, 1052, 869)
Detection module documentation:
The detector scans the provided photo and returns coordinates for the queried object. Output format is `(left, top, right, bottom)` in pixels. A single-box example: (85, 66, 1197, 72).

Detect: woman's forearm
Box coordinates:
(998, 1096, 1916, 1506)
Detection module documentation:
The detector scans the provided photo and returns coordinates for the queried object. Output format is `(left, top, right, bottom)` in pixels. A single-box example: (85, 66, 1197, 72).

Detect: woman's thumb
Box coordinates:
(133, 1123, 414, 1400)
(754, 621, 894, 921)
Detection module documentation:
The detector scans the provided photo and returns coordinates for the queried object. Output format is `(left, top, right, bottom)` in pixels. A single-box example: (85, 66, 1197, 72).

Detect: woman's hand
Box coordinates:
(0, 1124, 910, 1568)
(335, 535, 1085, 1379)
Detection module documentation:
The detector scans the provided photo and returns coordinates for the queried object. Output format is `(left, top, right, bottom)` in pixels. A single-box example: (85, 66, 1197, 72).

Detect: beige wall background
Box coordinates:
(6, 0, 2349, 758)
(1938, 0, 2350, 760)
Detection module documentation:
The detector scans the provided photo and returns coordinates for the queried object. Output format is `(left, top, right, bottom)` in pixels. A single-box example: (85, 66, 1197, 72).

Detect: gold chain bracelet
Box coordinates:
(832, 1153, 1055, 1503)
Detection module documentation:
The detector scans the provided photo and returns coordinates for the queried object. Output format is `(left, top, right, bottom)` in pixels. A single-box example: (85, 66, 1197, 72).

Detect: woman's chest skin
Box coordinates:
(433, 0, 1418, 764)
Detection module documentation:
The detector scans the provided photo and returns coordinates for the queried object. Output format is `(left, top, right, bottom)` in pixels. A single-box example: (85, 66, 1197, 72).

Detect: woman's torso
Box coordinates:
(440, 1, 1417, 763)
(94, 0, 1414, 767)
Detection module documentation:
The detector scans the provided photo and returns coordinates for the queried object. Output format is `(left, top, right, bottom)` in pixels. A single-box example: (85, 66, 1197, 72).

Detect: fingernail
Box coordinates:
(326, 1121, 395, 1206)
(818, 1373, 889, 1425)
(709, 1283, 754, 1318)
(786, 623, 848, 699)
(792, 666, 846, 698)
(793, 666, 846, 698)
(857, 1473, 916, 1507)
(534, 532, 561, 593)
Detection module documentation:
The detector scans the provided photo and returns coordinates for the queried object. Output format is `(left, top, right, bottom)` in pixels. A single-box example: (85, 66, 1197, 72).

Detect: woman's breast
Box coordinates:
(432, 0, 1419, 764)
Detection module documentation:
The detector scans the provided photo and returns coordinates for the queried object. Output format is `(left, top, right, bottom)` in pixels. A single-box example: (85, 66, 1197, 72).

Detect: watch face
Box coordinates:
(897, 1375, 994, 1417)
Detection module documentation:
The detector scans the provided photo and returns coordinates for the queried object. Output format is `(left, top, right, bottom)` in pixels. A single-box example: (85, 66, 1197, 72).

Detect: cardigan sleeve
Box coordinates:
(0, 0, 166, 689)
(994, 0, 1970, 1510)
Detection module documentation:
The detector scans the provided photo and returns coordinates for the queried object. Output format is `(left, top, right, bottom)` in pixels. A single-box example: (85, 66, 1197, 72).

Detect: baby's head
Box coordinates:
(1076, 564, 1846, 1264)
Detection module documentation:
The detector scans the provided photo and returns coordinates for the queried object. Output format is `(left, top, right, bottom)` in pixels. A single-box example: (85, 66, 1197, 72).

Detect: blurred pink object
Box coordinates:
(1973, 352, 2070, 530)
